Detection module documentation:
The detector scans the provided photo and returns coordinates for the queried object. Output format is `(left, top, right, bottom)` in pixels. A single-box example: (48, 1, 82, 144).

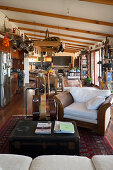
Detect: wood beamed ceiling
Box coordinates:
(29, 37, 88, 48)
(79, 0, 113, 6)
(24, 32, 94, 45)
(9, 18, 113, 38)
(0, 5, 113, 26)
(19, 27, 102, 42)
(0, 2, 113, 54)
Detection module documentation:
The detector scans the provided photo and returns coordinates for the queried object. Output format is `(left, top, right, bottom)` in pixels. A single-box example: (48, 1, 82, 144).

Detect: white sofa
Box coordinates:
(54, 87, 113, 135)
(0, 154, 113, 170)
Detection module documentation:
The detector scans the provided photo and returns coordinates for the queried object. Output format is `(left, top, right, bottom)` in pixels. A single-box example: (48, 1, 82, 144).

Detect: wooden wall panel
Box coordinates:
(10, 48, 19, 59)
(74, 58, 79, 67)
(12, 59, 24, 70)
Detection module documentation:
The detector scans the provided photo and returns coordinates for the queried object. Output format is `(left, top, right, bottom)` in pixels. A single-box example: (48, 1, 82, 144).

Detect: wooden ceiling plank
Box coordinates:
(65, 47, 81, 51)
(19, 27, 102, 42)
(65, 46, 84, 50)
(80, 0, 113, 6)
(1, 5, 113, 26)
(65, 44, 84, 48)
(65, 43, 88, 47)
(11, 19, 113, 38)
(61, 38, 94, 45)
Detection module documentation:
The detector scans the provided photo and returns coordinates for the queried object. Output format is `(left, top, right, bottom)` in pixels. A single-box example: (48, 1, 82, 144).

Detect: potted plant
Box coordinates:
(85, 77, 92, 86)
(76, 67, 80, 72)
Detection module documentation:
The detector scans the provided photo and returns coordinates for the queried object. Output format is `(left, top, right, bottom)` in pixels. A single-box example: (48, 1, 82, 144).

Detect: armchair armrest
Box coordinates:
(97, 94, 113, 135)
(54, 91, 74, 120)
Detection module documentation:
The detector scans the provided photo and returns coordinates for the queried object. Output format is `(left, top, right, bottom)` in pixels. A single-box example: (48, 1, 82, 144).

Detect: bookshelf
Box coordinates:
(80, 54, 88, 80)
(102, 46, 113, 90)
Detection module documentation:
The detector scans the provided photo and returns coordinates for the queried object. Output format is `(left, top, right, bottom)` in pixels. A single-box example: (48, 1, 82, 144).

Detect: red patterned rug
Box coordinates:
(0, 116, 113, 158)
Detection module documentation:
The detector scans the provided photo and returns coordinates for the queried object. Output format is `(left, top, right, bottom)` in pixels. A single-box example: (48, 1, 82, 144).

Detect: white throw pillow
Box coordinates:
(86, 96, 105, 110)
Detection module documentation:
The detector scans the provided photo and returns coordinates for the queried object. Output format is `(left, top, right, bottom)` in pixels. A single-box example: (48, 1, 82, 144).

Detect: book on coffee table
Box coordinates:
(37, 122, 51, 129)
(35, 122, 52, 134)
(35, 128, 51, 134)
(54, 121, 75, 134)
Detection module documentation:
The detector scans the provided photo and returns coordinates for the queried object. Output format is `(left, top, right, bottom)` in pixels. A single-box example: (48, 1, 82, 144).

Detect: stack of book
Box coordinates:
(35, 122, 51, 134)
(54, 121, 75, 134)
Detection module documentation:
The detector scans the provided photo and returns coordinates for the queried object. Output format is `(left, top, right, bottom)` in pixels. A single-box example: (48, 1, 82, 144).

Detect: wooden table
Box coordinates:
(9, 120, 80, 158)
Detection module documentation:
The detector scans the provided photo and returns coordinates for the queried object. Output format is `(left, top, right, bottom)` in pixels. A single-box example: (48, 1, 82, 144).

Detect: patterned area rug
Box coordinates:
(0, 116, 113, 158)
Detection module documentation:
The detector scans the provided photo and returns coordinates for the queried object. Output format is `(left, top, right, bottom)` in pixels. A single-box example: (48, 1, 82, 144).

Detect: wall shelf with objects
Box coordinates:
(80, 52, 88, 80)
(0, 30, 21, 39)
(101, 40, 113, 90)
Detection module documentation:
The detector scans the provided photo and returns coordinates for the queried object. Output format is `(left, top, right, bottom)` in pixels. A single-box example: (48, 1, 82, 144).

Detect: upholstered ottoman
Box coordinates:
(0, 154, 32, 170)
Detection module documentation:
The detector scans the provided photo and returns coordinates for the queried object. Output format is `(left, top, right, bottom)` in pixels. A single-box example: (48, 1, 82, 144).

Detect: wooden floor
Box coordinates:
(0, 79, 113, 148)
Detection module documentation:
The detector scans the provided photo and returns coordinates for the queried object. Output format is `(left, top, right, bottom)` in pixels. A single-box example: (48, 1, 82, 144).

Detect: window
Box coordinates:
(94, 50, 101, 86)
(91, 52, 94, 84)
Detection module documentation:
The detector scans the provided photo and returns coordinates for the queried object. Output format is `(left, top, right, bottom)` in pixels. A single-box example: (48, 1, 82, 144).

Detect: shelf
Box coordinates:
(81, 64, 87, 66)
(0, 30, 21, 39)
(80, 54, 88, 80)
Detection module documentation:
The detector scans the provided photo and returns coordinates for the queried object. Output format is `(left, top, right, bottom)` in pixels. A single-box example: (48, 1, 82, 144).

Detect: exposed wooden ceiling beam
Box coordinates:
(1, 5, 113, 27)
(65, 44, 84, 48)
(65, 45, 82, 49)
(65, 43, 88, 48)
(24, 32, 94, 45)
(65, 45, 84, 50)
(19, 27, 102, 42)
(65, 47, 81, 51)
(10, 19, 113, 37)
(61, 38, 94, 45)
(80, 0, 113, 6)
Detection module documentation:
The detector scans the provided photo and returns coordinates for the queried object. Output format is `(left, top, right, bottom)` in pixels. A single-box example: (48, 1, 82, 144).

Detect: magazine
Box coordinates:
(54, 121, 75, 134)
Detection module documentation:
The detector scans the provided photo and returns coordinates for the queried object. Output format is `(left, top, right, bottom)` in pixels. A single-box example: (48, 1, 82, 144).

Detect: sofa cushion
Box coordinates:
(70, 87, 111, 103)
(64, 102, 97, 124)
(30, 155, 95, 170)
(0, 154, 32, 170)
(86, 96, 105, 110)
(92, 155, 113, 170)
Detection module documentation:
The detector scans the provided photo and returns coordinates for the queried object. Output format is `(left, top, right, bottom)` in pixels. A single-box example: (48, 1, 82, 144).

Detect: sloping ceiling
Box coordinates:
(0, 0, 113, 53)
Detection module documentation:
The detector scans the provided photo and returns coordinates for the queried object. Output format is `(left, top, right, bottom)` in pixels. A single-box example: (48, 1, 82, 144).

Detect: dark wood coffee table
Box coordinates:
(9, 120, 80, 158)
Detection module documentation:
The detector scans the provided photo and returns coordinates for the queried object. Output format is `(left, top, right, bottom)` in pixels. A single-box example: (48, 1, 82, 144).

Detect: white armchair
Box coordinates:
(54, 87, 113, 135)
